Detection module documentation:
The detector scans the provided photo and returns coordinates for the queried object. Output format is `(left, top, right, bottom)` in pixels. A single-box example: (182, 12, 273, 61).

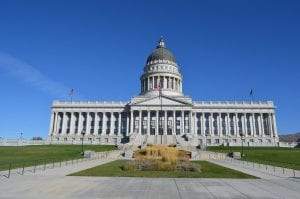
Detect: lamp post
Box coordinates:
(20, 132, 23, 147)
(81, 130, 86, 155)
(50, 133, 53, 145)
(240, 132, 245, 157)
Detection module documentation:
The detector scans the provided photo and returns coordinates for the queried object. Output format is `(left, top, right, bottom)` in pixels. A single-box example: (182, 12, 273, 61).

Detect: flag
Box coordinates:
(250, 89, 254, 101)
(157, 81, 161, 91)
(69, 88, 74, 97)
(157, 80, 162, 97)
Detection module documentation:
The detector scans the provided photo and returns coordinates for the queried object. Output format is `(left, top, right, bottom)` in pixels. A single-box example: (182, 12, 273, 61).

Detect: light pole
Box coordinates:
(20, 132, 23, 147)
(240, 132, 245, 157)
(50, 133, 53, 145)
(81, 130, 86, 155)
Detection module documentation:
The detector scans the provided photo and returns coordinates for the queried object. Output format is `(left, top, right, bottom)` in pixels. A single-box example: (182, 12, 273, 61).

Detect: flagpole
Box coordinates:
(158, 79, 162, 135)
(250, 89, 254, 102)
(69, 89, 74, 103)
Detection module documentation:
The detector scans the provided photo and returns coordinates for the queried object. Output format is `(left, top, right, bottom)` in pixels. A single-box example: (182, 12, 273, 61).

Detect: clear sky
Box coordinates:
(0, 0, 299, 139)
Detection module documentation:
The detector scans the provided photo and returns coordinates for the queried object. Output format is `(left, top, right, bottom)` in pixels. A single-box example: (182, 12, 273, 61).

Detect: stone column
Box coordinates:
(156, 110, 159, 135)
(194, 113, 197, 135)
(139, 110, 142, 134)
(251, 113, 256, 137)
(61, 112, 67, 135)
(173, 110, 176, 135)
(130, 111, 133, 134)
(258, 113, 262, 136)
(126, 112, 129, 136)
(272, 113, 278, 138)
(53, 112, 59, 135)
(234, 113, 238, 137)
(49, 111, 55, 136)
(147, 111, 150, 135)
(218, 113, 221, 137)
(189, 111, 193, 134)
(110, 112, 114, 135)
(69, 112, 75, 135)
(249, 113, 255, 137)
(164, 111, 167, 135)
(94, 112, 99, 135)
(180, 80, 182, 92)
(260, 113, 265, 136)
(267, 113, 272, 137)
(242, 113, 246, 137)
(118, 112, 122, 135)
(209, 113, 213, 136)
(102, 112, 106, 134)
(86, 112, 91, 135)
(78, 112, 83, 134)
(201, 113, 205, 136)
(226, 113, 230, 136)
(181, 110, 184, 134)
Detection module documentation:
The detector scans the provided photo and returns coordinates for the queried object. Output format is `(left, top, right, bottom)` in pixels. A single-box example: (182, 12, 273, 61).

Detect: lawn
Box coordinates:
(0, 145, 116, 171)
(69, 159, 257, 178)
(207, 146, 300, 170)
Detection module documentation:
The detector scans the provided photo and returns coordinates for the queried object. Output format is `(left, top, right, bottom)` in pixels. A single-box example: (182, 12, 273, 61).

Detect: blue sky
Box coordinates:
(0, 0, 299, 139)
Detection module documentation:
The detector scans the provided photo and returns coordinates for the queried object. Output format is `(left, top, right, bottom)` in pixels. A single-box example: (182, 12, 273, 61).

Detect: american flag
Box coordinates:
(157, 81, 162, 97)
(69, 88, 74, 97)
(157, 81, 161, 91)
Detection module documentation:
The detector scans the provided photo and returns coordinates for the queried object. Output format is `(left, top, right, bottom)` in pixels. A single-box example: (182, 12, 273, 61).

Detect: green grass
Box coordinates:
(69, 160, 257, 178)
(207, 146, 300, 170)
(0, 145, 116, 171)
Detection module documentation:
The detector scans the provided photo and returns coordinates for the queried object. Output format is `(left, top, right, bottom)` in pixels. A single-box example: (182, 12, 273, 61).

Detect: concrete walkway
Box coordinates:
(208, 159, 300, 179)
(1, 156, 300, 198)
(1, 175, 299, 199)
(0, 157, 117, 178)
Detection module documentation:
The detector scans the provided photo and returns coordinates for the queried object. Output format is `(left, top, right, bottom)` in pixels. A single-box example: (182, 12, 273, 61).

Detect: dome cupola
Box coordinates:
(146, 37, 177, 65)
(139, 37, 183, 96)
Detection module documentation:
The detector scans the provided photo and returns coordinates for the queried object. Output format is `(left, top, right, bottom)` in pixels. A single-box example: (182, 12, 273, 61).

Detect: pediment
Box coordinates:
(130, 95, 192, 106)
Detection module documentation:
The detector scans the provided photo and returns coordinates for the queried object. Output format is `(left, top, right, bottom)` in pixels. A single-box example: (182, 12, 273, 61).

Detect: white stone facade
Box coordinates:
(48, 38, 279, 146)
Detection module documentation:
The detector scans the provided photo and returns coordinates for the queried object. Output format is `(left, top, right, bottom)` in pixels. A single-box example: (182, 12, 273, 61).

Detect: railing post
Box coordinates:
(53, 160, 55, 169)
(282, 168, 285, 174)
(60, 161, 61, 167)
(44, 161, 46, 171)
(22, 162, 25, 175)
(34, 161, 36, 173)
(293, 170, 295, 177)
(8, 163, 12, 178)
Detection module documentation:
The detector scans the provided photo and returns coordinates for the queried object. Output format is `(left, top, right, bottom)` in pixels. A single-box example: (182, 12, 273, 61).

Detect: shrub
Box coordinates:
(120, 161, 136, 172)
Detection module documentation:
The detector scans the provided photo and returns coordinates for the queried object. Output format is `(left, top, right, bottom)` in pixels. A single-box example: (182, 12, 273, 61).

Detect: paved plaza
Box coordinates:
(1, 175, 299, 199)
(0, 157, 300, 199)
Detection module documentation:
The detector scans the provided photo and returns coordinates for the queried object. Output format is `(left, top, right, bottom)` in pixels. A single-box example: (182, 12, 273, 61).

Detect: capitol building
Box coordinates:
(48, 38, 279, 147)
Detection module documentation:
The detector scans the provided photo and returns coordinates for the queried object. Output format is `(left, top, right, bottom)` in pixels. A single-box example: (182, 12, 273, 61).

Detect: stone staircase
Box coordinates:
(120, 133, 205, 159)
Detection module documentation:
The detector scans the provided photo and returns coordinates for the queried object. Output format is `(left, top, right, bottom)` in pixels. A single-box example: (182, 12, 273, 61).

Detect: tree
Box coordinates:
(31, 136, 43, 140)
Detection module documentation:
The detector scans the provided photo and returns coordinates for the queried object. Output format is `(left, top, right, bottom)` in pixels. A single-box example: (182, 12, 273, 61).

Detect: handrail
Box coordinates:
(0, 150, 119, 178)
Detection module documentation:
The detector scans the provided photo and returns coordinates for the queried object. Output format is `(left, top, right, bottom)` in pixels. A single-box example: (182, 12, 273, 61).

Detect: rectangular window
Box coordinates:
(197, 121, 201, 127)
(151, 120, 155, 126)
